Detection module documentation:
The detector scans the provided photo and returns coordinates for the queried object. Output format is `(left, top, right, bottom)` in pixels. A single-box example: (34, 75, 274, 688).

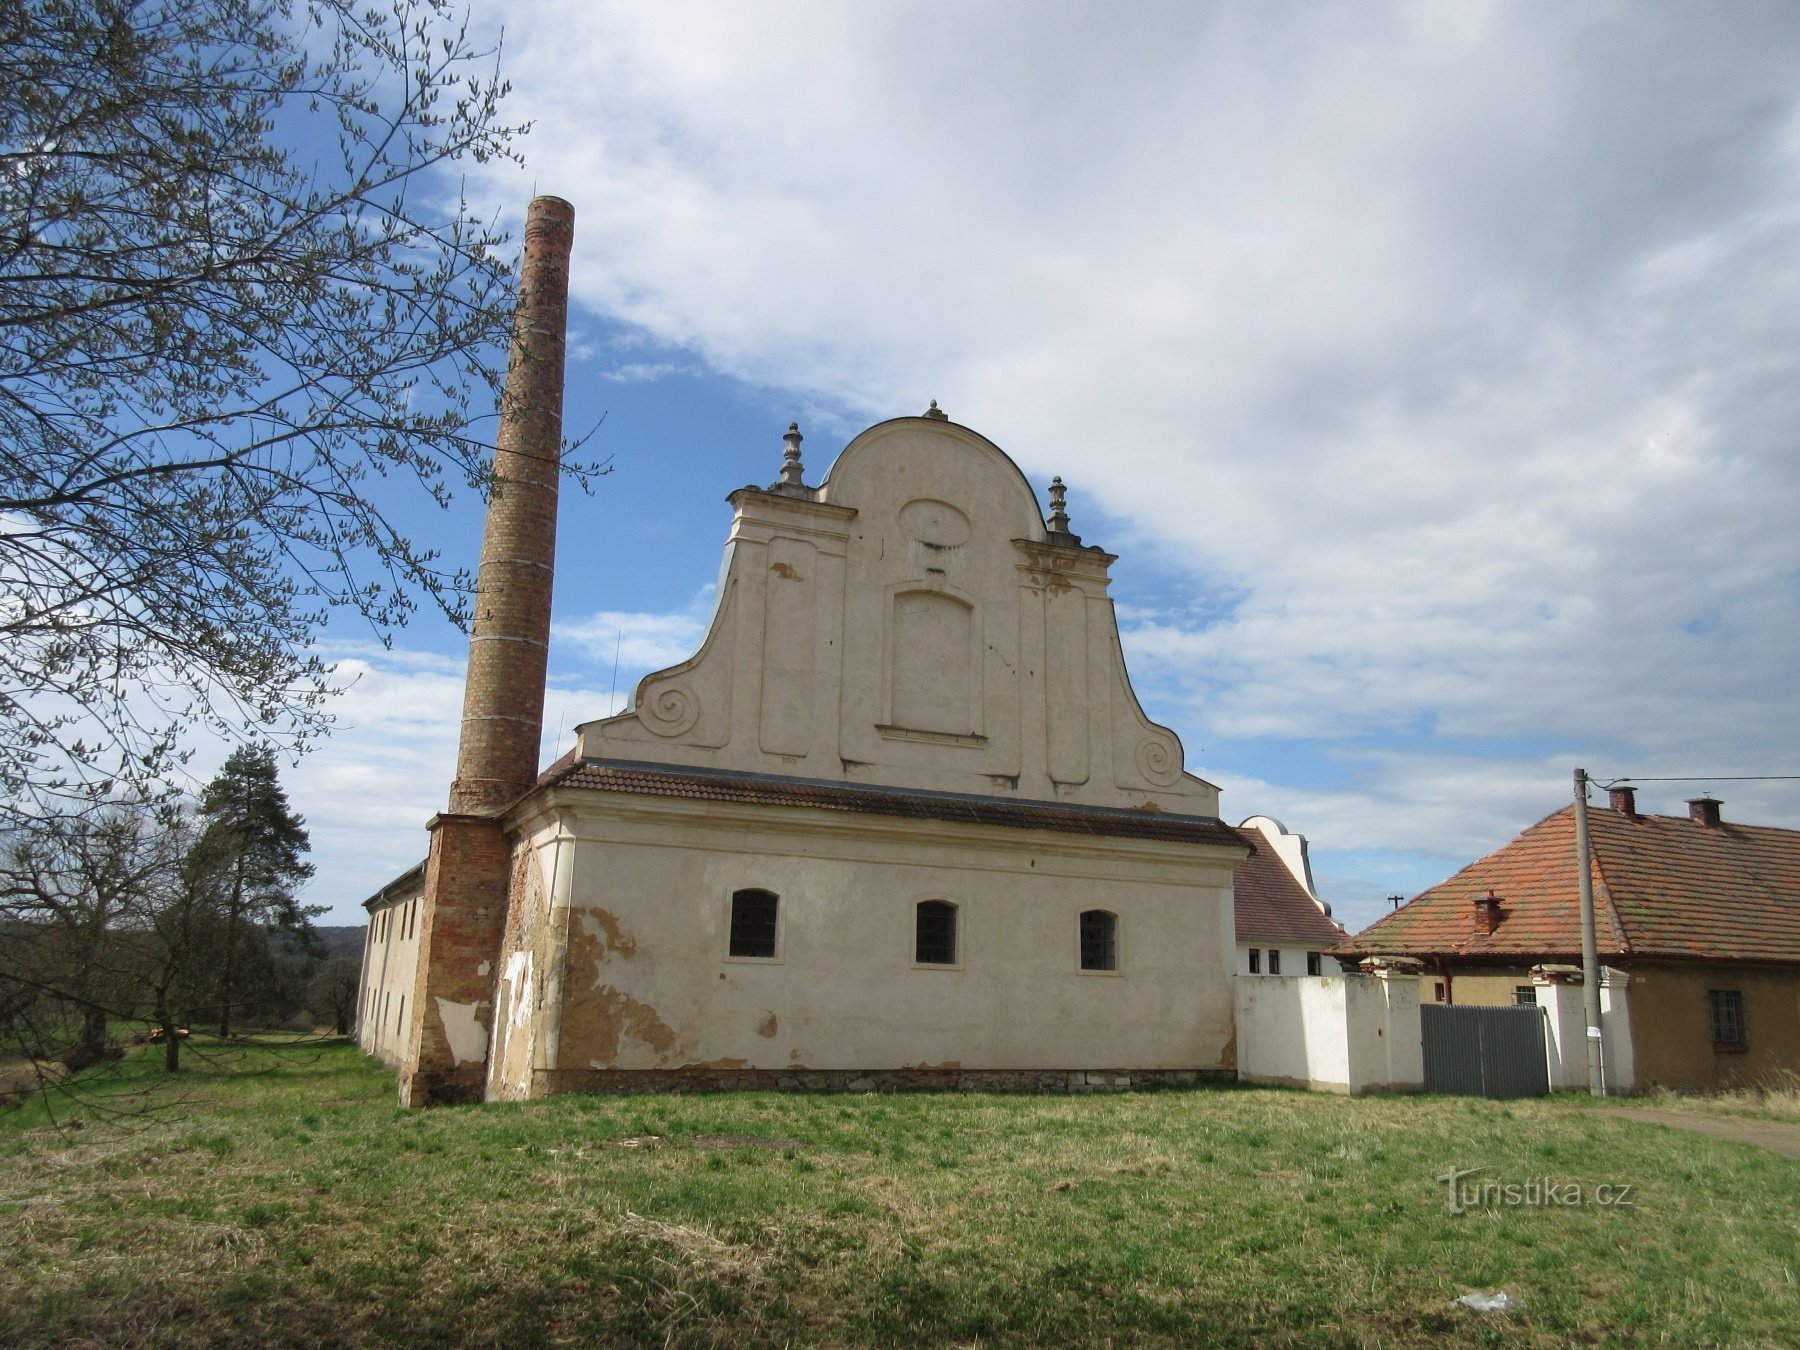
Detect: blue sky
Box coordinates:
(274, 1, 1800, 930)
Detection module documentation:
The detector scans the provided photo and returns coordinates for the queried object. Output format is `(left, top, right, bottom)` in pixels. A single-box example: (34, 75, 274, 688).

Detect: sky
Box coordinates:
(278, 0, 1800, 931)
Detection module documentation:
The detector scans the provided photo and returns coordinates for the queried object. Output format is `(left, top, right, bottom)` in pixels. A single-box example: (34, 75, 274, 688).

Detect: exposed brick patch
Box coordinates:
(398, 814, 512, 1107)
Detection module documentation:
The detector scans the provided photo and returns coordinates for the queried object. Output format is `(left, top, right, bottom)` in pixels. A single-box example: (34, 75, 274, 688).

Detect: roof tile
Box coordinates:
(1234, 845, 1346, 946)
(1338, 805, 1800, 965)
(542, 759, 1251, 850)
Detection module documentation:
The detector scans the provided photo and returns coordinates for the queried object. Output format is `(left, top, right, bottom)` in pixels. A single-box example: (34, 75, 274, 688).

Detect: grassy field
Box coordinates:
(2, 1041, 1796, 1346)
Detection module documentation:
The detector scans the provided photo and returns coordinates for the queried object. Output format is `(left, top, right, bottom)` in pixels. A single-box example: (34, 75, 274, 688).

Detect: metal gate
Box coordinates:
(1420, 1004, 1549, 1098)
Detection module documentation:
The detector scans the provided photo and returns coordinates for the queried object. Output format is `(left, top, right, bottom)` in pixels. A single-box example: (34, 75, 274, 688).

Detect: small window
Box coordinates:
(1513, 986, 1537, 1006)
(1079, 910, 1118, 971)
(1247, 948, 1260, 975)
(1268, 949, 1281, 976)
(915, 901, 958, 965)
(1306, 951, 1323, 977)
(1709, 989, 1746, 1049)
(729, 888, 779, 959)
(1433, 981, 1447, 1003)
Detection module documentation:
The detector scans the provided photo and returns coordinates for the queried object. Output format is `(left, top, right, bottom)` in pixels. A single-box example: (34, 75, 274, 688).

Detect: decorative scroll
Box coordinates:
(1135, 732, 1182, 787)
(641, 682, 700, 738)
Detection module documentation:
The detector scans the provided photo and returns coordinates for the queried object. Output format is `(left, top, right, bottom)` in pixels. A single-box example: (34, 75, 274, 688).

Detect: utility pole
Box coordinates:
(1573, 768, 1605, 1096)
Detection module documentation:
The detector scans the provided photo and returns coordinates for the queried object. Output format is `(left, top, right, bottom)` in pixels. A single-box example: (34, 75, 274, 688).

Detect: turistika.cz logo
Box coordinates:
(1436, 1165, 1636, 1215)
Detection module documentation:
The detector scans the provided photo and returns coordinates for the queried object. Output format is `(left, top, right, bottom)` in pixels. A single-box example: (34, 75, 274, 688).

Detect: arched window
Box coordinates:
(915, 900, 958, 965)
(1079, 909, 1118, 971)
(729, 888, 779, 959)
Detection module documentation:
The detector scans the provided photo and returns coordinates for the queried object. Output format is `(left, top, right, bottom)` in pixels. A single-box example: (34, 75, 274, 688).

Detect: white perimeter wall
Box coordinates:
(1236, 975, 1423, 1095)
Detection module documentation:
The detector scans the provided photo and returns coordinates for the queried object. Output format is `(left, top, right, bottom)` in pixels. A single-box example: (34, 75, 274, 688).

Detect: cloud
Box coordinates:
(458, 1, 1800, 927)
(553, 586, 717, 708)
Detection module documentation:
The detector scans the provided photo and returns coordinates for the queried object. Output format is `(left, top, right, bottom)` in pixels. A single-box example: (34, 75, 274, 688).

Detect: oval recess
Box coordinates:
(897, 498, 972, 548)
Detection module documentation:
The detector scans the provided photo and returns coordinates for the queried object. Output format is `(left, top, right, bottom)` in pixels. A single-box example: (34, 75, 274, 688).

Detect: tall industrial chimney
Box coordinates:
(452, 195, 575, 812)
(400, 196, 574, 1107)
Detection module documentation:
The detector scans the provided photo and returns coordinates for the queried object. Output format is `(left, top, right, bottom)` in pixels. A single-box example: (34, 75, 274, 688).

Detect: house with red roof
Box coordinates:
(1234, 816, 1347, 978)
(1335, 787, 1800, 1092)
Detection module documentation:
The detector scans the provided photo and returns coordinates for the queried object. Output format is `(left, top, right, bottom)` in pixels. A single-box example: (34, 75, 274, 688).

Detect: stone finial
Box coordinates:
(923, 399, 948, 420)
(1045, 475, 1084, 547)
(780, 422, 805, 486)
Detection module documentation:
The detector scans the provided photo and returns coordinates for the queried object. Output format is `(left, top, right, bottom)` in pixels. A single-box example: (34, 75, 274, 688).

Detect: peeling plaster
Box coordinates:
(589, 984, 682, 1064)
(504, 950, 534, 1030)
(579, 908, 639, 958)
(755, 1011, 778, 1039)
(435, 997, 489, 1066)
(477, 961, 490, 977)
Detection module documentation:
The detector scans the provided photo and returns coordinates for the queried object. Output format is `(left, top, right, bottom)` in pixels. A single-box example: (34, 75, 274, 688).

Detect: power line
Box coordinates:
(1597, 774, 1800, 784)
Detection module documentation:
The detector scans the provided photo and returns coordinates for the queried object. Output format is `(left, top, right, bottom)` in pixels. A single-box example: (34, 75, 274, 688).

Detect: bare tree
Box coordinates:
(0, 0, 595, 823)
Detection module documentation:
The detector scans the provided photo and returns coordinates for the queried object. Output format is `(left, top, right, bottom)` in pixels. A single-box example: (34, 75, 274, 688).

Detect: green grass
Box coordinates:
(3, 1041, 1797, 1346)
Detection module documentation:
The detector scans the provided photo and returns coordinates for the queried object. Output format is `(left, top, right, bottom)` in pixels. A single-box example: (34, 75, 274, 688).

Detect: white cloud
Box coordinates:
(451, 1, 1800, 926)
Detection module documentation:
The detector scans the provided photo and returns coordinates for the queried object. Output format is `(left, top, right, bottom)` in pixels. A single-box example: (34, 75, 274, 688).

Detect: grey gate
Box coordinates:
(1420, 1004, 1549, 1098)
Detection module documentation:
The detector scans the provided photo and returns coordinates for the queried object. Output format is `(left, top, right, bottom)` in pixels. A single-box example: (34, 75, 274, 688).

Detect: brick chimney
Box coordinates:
(1609, 785, 1638, 818)
(1473, 889, 1504, 935)
(1687, 796, 1723, 828)
(401, 196, 575, 1108)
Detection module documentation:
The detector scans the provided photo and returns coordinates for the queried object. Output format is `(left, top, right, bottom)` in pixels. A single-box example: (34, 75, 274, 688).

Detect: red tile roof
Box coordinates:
(1234, 843, 1346, 946)
(540, 758, 1251, 850)
(1338, 804, 1800, 965)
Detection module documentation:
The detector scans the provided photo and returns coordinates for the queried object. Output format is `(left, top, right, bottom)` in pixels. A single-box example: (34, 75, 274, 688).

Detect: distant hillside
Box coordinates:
(314, 925, 366, 959)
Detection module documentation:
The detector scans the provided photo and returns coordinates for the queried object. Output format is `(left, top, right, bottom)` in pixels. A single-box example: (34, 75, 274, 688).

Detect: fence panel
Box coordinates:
(1421, 1004, 1548, 1098)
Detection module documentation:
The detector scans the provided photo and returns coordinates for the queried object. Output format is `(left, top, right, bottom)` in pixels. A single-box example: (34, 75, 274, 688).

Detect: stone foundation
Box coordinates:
(529, 1067, 1234, 1096)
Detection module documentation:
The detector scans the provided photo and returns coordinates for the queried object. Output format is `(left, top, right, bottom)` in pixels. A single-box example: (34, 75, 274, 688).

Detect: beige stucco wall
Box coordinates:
(484, 791, 1241, 1099)
(357, 874, 425, 1068)
(1622, 963, 1800, 1092)
(1424, 967, 1537, 1007)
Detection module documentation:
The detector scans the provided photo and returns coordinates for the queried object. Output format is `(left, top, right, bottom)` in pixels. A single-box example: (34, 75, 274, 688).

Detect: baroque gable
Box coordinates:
(579, 411, 1216, 813)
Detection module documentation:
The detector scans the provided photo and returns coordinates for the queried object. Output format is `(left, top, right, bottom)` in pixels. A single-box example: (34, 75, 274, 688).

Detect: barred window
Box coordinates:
(1267, 949, 1281, 976)
(1079, 910, 1118, 971)
(1307, 951, 1323, 977)
(729, 888, 779, 959)
(1708, 989, 1746, 1048)
(915, 901, 958, 965)
(1513, 986, 1537, 1006)
(1247, 947, 1260, 975)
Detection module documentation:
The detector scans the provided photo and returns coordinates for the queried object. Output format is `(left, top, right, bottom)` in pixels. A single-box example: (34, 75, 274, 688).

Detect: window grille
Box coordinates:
(1307, 952, 1323, 976)
(915, 901, 957, 965)
(1268, 949, 1281, 976)
(1247, 948, 1260, 974)
(1708, 989, 1746, 1048)
(729, 889, 779, 958)
(1079, 910, 1117, 971)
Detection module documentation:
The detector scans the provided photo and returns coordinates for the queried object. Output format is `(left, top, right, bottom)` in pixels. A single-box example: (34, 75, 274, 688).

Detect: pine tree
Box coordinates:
(192, 748, 316, 1037)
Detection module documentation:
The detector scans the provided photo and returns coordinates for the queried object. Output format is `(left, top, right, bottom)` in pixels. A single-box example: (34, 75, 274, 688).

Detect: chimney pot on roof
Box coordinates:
(1687, 796, 1723, 828)
(1473, 889, 1504, 935)
(1609, 785, 1638, 818)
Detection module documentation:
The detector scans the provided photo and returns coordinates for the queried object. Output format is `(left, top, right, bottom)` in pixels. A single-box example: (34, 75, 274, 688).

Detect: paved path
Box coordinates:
(1598, 1107, 1800, 1159)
